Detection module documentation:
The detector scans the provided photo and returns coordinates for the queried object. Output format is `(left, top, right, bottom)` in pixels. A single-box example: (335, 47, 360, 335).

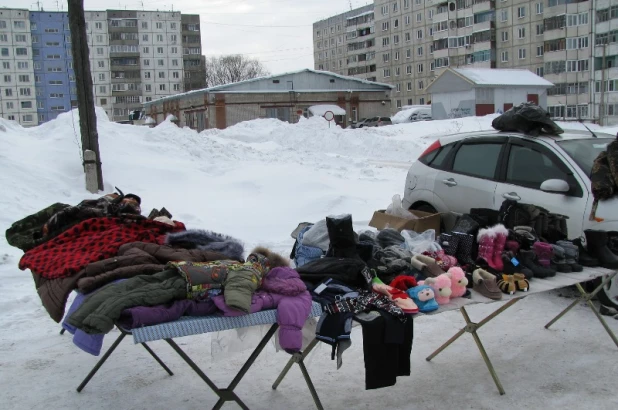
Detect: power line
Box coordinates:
(199, 20, 312, 28)
(203, 46, 312, 57)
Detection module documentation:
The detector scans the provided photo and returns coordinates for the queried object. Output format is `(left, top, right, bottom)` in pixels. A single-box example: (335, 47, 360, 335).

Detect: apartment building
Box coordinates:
(315, 0, 618, 125)
(313, 5, 378, 80)
(0, 8, 205, 127)
(30, 11, 76, 124)
(182, 15, 206, 91)
(0, 9, 37, 126)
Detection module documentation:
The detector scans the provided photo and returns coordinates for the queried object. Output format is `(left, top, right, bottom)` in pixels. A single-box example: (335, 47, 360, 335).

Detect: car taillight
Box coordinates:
(419, 140, 441, 159)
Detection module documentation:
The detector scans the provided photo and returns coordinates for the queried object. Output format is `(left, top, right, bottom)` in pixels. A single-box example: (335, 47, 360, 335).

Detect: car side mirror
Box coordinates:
(540, 179, 570, 193)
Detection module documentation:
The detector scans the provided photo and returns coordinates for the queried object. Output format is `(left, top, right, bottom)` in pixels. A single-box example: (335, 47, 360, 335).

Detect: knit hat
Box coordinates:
(124, 193, 141, 204)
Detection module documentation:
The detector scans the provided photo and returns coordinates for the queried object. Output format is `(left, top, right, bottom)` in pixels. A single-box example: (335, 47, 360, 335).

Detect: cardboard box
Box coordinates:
(369, 210, 441, 234)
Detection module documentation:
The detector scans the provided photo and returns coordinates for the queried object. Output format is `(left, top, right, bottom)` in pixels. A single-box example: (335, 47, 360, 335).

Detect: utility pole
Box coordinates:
(599, 43, 607, 126)
(67, 0, 104, 191)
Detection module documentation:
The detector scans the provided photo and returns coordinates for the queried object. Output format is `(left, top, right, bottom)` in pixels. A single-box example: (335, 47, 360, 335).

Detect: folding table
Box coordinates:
(424, 267, 618, 395)
(75, 302, 325, 410)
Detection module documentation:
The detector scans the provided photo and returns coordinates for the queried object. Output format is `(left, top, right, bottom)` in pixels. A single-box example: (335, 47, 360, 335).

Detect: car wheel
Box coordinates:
(595, 275, 618, 309)
(411, 203, 438, 214)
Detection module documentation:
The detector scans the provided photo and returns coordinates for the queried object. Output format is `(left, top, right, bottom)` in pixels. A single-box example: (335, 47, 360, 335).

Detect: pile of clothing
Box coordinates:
(6, 190, 313, 355)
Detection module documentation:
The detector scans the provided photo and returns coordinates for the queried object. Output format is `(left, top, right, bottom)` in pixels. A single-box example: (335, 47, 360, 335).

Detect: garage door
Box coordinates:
(476, 104, 495, 116)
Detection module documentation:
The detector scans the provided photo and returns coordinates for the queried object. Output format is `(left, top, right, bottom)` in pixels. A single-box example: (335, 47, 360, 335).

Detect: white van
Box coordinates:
(391, 106, 433, 124)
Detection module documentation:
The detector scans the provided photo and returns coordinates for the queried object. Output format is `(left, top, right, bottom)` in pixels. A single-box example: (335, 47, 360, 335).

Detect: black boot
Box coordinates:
(325, 214, 359, 259)
(584, 230, 618, 269)
(453, 232, 475, 266)
(518, 250, 556, 278)
(571, 238, 599, 267)
(502, 252, 533, 280)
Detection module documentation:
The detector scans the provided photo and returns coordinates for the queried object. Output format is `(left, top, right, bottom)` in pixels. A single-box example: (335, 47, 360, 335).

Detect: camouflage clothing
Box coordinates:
(5, 202, 70, 251)
(590, 140, 618, 220)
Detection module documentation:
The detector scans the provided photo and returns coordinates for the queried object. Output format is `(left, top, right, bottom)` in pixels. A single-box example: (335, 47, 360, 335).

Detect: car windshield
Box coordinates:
(557, 138, 613, 177)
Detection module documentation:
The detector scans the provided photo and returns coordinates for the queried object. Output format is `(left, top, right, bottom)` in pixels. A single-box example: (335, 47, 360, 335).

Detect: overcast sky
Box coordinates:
(0, 0, 373, 74)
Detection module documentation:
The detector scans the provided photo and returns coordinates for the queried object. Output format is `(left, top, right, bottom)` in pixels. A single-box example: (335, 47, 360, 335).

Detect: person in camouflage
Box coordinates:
(590, 140, 618, 220)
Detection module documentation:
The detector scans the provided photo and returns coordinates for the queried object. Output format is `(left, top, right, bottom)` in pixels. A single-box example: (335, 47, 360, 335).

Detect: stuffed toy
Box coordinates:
(372, 277, 419, 314)
(420, 273, 452, 305)
(406, 285, 439, 313)
(446, 267, 468, 298)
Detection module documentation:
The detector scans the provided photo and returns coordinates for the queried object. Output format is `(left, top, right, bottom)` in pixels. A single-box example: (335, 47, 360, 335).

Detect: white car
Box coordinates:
(402, 129, 617, 303)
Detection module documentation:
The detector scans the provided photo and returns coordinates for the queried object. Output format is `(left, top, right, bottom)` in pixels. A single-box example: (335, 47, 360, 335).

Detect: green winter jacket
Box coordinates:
(223, 253, 270, 313)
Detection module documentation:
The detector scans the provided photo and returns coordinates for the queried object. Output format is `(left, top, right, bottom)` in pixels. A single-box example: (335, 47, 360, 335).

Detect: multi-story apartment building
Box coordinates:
(313, 5, 377, 80)
(0, 9, 37, 126)
(182, 15, 206, 91)
(30, 11, 76, 124)
(0, 8, 205, 127)
(315, 0, 618, 125)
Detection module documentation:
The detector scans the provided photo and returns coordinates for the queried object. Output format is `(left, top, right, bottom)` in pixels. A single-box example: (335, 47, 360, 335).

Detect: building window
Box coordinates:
(157, 59, 164, 66)
(4, 74, 11, 82)
(407, 82, 412, 91)
(159, 84, 166, 91)
(145, 84, 152, 92)
(518, 48, 526, 59)
(5, 89, 12, 97)
(172, 59, 179, 66)
(143, 34, 149, 42)
(97, 47, 104, 55)
(98, 73, 105, 81)
(417, 29, 423, 39)
(157, 47, 164, 54)
(417, 63, 424, 73)
(14, 21, 25, 29)
(99, 85, 106, 93)
(144, 71, 151, 79)
(396, 83, 401, 92)
(15, 34, 26, 42)
(171, 47, 178, 54)
(158, 71, 165, 78)
(536, 2, 543, 14)
(17, 62, 28, 69)
(418, 80, 424, 90)
(18, 75, 30, 82)
(536, 24, 544, 36)
(417, 46, 423, 56)
(406, 65, 412, 74)
(144, 59, 150, 66)
(501, 31, 508, 42)
(517, 7, 526, 19)
(518, 28, 526, 39)
(406, 49, 411, 59)
(537, 46, 544, 56)
(536, 67, 544, 77)
(19, 88, 31, 96)
(383, 68, 391, 77)
(95, 22, 102, 29)
(22, 114, 33, 122)
(49, 80, 63, 85)
(157, 34, 163, 42)
(501, 51, 508, 62)
(6, 102, 14, 109)
(172, 71, 179, 79)
(500, 10, 508, 22)
(50, 93, 64, 98)
(16, 48, 27, 56)
(21, 101, 32, 109)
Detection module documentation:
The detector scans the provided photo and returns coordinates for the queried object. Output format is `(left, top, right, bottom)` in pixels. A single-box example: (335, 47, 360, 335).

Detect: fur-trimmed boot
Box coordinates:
(491, 224, 509, 272)
(476, 228, 497, 270)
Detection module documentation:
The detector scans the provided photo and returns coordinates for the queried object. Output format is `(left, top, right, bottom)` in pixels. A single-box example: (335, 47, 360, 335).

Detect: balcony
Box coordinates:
(472, 0, 495, 13)
(434, 48, 449, 59)
(472, 20, 494, 32)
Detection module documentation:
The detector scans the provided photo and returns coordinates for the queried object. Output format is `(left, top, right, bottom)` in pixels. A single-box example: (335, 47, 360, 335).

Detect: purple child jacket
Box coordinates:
(213, 266, 312, 353)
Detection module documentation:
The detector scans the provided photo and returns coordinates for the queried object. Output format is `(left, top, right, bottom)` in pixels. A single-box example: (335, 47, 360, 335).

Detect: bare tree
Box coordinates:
(204, 55, 270, 87)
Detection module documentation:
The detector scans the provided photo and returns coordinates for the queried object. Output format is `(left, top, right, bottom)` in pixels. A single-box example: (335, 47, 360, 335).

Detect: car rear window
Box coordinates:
(557, 138, 613, 177)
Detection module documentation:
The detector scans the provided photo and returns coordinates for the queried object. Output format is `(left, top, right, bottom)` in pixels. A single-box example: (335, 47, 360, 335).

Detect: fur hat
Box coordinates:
(250, 246, 290, 268)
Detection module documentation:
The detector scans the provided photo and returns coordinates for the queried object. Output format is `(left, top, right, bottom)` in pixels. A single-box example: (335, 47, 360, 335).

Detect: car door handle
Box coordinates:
(502, 192, 521, 201)
(442, 178, 457, 187)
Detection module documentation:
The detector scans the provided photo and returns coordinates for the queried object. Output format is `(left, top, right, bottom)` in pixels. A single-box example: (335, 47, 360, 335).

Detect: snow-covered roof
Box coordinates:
(451, 68, 554, 87)
(143, 69, 394, 106)
(308, 105, 346, 116)
(346, 10, 373, 19)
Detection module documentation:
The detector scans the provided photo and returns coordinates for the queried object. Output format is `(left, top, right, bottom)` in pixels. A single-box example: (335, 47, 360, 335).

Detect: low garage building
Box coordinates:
(428, 68, 553, 120)
(142, 69, 394, 130)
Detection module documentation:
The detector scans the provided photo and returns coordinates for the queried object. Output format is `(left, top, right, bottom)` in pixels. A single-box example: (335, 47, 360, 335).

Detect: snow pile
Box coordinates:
(1, 111, 616, 410)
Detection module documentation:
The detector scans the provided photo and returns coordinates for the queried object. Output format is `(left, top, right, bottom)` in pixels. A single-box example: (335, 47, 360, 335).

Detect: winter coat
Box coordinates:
(117, 299, 218, 329)
(213, 267, 312, 352)
(77, 243, 234, 294)
(165, 229, 244, 262)
(19, 216, 185, 279)
(296, 257, 367, 287)
(5, 202, 70, 252)
(222, 253, 270, 313)
(66, 269, 186, 334)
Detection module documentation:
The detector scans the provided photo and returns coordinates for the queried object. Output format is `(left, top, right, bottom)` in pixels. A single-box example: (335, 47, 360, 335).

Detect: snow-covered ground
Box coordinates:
(0, 111, 617, 410)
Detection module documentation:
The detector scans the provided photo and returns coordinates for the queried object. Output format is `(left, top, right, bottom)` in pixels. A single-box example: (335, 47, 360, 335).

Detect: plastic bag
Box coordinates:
(385, 194, 418, 220)
(401, 229, 440, 254)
